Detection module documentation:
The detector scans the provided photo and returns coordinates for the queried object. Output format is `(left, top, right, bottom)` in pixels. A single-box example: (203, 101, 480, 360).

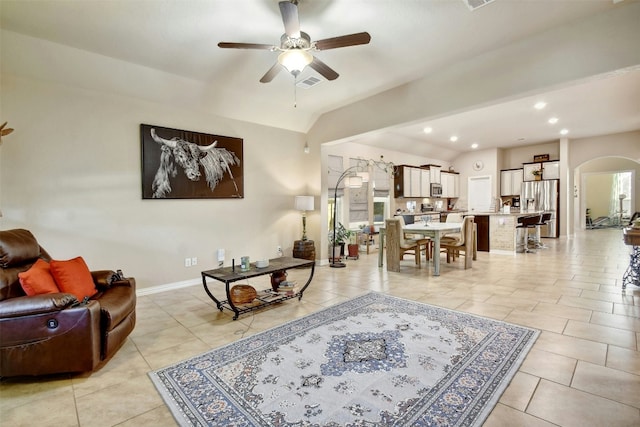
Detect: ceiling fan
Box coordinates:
(218, 0, 371, 83)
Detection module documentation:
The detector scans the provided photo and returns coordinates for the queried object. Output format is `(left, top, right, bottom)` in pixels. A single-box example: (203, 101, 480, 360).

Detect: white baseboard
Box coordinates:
(136, 278, 201, 296)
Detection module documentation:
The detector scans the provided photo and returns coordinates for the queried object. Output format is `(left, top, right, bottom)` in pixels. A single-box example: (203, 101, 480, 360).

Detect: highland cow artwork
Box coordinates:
(141, 124, 243, 199)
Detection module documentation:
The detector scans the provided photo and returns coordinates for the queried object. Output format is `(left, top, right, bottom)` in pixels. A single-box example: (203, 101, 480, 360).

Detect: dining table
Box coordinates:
(378, 221, 475, 276)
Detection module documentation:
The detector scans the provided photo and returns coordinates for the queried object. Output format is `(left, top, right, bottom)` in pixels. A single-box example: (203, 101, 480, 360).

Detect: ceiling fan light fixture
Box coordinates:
(278, 49, 313, 75)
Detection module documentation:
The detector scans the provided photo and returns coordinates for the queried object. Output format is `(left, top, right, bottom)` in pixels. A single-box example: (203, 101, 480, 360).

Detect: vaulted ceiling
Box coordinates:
(1, 0, 638, 160)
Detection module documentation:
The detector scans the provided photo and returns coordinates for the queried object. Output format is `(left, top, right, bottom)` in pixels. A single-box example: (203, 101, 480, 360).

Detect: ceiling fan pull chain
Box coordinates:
(293, 76, 298, 108)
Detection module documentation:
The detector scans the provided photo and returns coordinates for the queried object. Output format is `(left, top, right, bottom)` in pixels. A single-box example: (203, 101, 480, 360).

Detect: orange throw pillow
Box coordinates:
(49, 256, 97, 302)
(18, 259, 60, 296)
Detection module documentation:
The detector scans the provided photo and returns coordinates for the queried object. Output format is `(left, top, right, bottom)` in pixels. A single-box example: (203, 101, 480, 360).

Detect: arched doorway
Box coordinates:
(575, 156, 639, 231)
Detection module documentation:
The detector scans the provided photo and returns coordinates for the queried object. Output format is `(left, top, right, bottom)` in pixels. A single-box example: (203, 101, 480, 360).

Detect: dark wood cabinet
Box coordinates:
(474, 215, 490, 252)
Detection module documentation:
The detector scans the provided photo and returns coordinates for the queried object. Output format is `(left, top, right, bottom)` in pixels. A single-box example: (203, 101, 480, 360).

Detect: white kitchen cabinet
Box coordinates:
(441, 171, 449, 197)
(523, 163, 543, 181)
(429, 166, 441, 184)
(410, 167, 422, 197)
(441, 172, 458, 198)
(500, 170, 511, 196)
(453, 173, 460, 197)
(394, 166, 424, 198)
(543, 161, 559, 180)
(501, 169, 523, 196)
(420, 169, 431, 198)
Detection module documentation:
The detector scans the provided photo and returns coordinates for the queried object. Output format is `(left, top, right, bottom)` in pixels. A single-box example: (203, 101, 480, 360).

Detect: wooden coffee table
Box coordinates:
(201, 256, 315, 320)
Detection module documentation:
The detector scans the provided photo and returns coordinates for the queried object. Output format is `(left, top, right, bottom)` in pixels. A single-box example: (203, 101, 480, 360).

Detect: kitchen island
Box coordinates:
(472, 211, 543, 253)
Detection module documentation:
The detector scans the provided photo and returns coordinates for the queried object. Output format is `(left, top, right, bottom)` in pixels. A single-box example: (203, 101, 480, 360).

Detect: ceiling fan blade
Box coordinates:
(279, 1, 300, 38)
(309, 57, 338, 81)
(260, 63, 283, 83)
(314, 32, 371, 50)
(218, 42, 275, 50)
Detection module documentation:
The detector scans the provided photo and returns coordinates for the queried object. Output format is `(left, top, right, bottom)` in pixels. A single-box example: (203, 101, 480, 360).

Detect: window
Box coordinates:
(373, 197, 389, 224)
(610, 171, 633, 221)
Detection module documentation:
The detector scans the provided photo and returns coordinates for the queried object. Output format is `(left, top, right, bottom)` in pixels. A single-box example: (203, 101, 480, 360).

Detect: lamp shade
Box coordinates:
(278, 50, 313, 74)
(345, 176, 363, 188)
(295, 195, 314, 211)
(357, 172, 370, 183)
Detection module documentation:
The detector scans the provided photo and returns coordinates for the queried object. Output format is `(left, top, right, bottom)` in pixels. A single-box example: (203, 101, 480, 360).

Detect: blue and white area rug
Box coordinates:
(149, 292, 538, 426)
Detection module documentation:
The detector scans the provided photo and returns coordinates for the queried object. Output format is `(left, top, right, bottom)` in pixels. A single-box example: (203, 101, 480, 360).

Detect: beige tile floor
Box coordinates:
(1, 228, 639, 426)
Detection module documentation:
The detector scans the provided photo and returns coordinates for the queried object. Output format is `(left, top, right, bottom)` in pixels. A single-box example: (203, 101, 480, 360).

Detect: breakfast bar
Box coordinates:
(471, 211, 544, 253)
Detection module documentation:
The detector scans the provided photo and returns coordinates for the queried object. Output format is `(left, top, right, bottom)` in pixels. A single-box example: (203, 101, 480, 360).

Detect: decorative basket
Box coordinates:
(229, 285, 257, 304)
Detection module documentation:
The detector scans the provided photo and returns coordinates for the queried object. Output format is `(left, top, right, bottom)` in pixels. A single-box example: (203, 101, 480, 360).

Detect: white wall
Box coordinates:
(585, 174, 615, 219)
(1, 75, 319, 290)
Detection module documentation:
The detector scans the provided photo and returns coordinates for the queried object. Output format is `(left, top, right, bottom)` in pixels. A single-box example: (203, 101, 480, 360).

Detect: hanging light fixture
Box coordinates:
(357, 172, 369, 183)
(278, 49, 313, 76)
(344, 175, 363, 188)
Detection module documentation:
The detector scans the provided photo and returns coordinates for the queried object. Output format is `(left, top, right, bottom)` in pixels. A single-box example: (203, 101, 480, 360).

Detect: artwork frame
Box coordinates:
(533, 154, 550, 162)
(140, 124, 243, 199)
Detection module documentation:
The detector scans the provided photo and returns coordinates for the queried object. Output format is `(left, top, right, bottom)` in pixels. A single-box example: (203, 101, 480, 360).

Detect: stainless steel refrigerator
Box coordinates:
(521, 179, 559, 238)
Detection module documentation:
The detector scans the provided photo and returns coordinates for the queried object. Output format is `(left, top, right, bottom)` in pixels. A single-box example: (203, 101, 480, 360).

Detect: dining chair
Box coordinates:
(398, 216, 432, 261)
(442, 212, 463, 240)
(384, 218, 422, 272)
(440, 215, 475, 267)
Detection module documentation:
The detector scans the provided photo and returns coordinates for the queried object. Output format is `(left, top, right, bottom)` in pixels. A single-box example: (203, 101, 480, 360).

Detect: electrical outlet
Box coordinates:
(191, 257, 197, 266)
(184, 257, 191, 267)
(217, 248, 225, 262)
(276, 245, 283, 257)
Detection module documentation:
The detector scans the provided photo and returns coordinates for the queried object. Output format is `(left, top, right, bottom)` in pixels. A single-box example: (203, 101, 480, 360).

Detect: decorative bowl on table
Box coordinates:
(256, 259, 269, 268)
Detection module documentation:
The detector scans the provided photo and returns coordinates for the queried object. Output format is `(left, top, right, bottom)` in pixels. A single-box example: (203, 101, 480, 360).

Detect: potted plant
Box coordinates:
(346, 229, 359, 259)
(329, 222, 349, 261)
(531, 168, 543, 181)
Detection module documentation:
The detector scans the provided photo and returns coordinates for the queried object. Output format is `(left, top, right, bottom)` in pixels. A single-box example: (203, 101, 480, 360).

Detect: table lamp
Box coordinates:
(295, 196, 314, 240)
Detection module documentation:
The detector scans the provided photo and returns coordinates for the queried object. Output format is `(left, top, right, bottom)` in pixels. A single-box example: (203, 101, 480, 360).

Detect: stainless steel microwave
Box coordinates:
(430, 183, 442, 197)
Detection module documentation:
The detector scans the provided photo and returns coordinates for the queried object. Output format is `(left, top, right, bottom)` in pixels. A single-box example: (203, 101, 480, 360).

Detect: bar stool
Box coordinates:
(531, 213, 551, 249)
(516, 215, 538, 253)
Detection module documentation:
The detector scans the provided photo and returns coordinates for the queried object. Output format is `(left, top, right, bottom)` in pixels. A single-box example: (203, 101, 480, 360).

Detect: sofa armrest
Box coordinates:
(91, 270, 135, 291)
(0, 293, 78, 318)
(91, 270, 118, 290)
(111, 277, 135, 289)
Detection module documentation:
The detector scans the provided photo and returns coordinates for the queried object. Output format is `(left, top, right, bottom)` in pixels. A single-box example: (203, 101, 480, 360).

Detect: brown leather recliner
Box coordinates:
(0, 229, 136, 377)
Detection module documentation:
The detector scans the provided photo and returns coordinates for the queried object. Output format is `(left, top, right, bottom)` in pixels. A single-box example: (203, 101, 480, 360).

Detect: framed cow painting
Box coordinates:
(140, 124, 244, 199)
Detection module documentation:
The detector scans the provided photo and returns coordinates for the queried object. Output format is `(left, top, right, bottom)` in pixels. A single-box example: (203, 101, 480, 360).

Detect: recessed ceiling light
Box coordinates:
(534, 101, 547, 110)
(471, 143, 478, 149)
(423, 127, 433, 134)
(548, 117, 559, 124)
(560, 128, 569, 135)
(450, 136, 458, 142)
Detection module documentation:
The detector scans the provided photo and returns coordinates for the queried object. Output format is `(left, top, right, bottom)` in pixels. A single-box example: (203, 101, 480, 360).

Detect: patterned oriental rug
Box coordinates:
(149, 293, 539, 426)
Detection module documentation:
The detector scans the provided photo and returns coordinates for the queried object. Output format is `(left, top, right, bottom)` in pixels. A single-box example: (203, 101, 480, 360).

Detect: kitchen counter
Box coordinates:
(471, 211, 542, 217)
(472, 212, 543, 253)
